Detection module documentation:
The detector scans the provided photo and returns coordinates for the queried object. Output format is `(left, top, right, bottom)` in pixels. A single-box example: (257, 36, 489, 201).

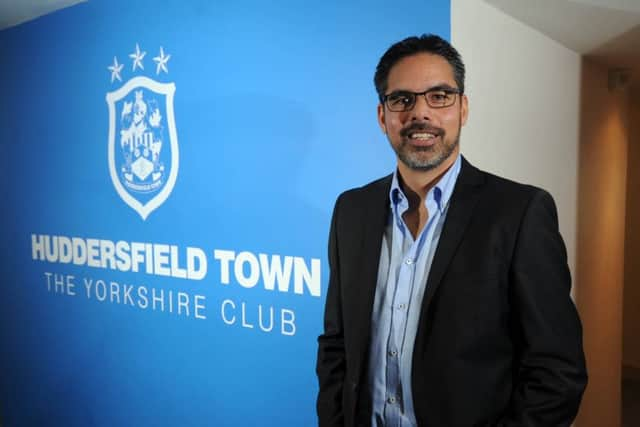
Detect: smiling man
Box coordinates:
(316, 34, 587, 427)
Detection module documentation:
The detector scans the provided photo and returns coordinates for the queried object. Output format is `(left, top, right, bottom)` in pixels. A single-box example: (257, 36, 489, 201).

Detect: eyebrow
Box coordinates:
(426, 84, 458, 92)
(387, 84, 459, 95)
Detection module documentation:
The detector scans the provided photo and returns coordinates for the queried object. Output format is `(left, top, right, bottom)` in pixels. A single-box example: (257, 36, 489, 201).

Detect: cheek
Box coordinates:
(442, 111, 461, 129)
(387, 115, 406, 131)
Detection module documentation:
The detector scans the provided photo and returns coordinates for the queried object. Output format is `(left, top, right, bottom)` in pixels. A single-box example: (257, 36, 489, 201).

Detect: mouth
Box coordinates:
(404, 130, 441, 147)
(400, 124, 444, 146)
(408, 131, 437, 140)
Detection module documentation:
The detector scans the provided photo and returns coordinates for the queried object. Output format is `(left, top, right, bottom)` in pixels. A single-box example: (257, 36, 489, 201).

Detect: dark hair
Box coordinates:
(374, 34, 465, 102)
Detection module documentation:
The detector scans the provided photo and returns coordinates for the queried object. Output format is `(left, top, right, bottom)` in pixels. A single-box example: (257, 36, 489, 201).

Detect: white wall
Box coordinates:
(451, 0, 581, 279)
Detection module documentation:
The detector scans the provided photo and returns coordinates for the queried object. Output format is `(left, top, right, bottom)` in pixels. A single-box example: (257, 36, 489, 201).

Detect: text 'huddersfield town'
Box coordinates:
(31, 234, 321, 297)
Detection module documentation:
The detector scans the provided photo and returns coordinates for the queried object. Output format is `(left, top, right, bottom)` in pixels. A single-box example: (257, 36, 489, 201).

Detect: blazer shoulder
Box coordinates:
(461, 159, 557, 221)
(478, 168, 551, 204)
(335, 174, 392, 210)
(460, 156, 546, 200)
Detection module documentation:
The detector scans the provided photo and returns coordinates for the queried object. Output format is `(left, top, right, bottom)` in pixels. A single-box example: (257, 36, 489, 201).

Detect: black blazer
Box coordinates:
(316, 157, 587, 427)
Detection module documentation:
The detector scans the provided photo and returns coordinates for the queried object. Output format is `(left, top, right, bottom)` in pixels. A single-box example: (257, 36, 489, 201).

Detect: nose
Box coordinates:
(409, 93, 433, 121)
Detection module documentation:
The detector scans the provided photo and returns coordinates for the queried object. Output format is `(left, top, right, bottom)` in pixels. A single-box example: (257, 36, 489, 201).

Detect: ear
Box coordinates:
(460, 94, 469, 126)
(377, 103, 387, 133)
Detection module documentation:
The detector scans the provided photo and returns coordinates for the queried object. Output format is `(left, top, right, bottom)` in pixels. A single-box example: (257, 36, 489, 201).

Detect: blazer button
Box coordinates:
(350, 380, 358, 391)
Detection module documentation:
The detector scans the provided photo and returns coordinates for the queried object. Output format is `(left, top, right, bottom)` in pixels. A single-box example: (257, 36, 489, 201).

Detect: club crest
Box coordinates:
(106, 44, 178, 220)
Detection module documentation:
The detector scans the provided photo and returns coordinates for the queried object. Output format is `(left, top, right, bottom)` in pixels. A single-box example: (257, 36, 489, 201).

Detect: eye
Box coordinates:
(387, 92, 414, 108)
(427, 91, 449, 103)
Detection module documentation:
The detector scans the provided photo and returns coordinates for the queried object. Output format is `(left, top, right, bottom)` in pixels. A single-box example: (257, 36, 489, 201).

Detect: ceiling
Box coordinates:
(485, 0, 640, 91)
(1, 0, 639, 90)
(0, 0, 84, 29)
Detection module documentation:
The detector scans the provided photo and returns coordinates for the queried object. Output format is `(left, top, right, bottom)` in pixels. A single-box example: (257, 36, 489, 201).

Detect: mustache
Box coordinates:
(400, 123, 444, 138)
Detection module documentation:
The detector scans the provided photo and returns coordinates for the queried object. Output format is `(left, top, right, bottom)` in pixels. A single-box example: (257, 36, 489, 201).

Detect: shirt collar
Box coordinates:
(389, 153, 462, 215)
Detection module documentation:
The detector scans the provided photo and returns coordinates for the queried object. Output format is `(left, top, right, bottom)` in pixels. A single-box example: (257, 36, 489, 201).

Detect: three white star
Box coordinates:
(129, 43, 146, 71)
(153, 47, 171, 75)
(108, 56, 123, 83)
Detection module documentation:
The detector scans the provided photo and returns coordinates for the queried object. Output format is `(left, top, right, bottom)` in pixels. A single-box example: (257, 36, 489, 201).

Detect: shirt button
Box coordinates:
(389, 349, 397, 357)
(397, 303, 406, 310)
(405, 259, 413, 265)
(387, 396, 396, 404)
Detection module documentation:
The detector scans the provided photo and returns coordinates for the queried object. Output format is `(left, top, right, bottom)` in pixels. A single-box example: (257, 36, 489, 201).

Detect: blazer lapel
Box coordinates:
(352, 175, 392, 378)
(420, 157, 485, 314)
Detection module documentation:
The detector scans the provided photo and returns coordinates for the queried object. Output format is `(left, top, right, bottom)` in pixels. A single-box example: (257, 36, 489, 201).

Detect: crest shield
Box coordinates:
(106, 76, 179, 220)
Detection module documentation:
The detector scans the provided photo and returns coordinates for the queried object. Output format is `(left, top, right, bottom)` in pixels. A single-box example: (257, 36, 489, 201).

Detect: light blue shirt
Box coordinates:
(368, 155, 461, 427)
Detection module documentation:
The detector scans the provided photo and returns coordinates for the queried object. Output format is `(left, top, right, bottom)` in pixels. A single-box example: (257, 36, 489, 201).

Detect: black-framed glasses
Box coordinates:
(382, 87, 462, 112)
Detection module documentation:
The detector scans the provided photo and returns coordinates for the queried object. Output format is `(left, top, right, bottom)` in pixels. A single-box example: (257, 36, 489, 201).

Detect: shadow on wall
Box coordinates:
(574, 57, 629, 427)
(621, 89, 640, 427)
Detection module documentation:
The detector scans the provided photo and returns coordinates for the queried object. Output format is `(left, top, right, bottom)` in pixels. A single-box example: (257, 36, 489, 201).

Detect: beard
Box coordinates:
(390, 121, 461, 172)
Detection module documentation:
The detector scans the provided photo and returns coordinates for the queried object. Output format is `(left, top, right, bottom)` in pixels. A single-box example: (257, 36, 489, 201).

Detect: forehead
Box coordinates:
(386, 53, 456, 91)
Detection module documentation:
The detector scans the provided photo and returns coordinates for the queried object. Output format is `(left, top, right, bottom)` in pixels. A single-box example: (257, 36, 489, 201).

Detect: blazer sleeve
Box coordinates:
(498, 189, 587, 426)
(316, 195, 346, 427)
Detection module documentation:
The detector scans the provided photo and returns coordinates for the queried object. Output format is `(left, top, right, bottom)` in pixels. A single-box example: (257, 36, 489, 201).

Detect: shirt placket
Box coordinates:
(384, 213, 420, 427)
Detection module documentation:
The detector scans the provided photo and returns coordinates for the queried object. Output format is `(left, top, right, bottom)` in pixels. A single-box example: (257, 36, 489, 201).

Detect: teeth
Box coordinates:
(410, 132, 435, 139)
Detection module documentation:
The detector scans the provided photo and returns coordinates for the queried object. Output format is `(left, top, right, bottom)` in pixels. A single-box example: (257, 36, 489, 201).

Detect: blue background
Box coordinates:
(0, 1, 449, 425)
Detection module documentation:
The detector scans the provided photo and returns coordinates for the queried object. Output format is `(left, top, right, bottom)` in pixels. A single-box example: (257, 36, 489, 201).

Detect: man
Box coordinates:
(316, 34, 587, 427)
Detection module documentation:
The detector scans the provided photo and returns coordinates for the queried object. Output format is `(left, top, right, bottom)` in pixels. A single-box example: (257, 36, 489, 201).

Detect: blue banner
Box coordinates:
(0, 1, 449, 425)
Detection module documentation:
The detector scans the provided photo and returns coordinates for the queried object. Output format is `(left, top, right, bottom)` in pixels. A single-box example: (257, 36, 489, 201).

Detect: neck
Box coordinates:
(397, 149, 459, 205)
